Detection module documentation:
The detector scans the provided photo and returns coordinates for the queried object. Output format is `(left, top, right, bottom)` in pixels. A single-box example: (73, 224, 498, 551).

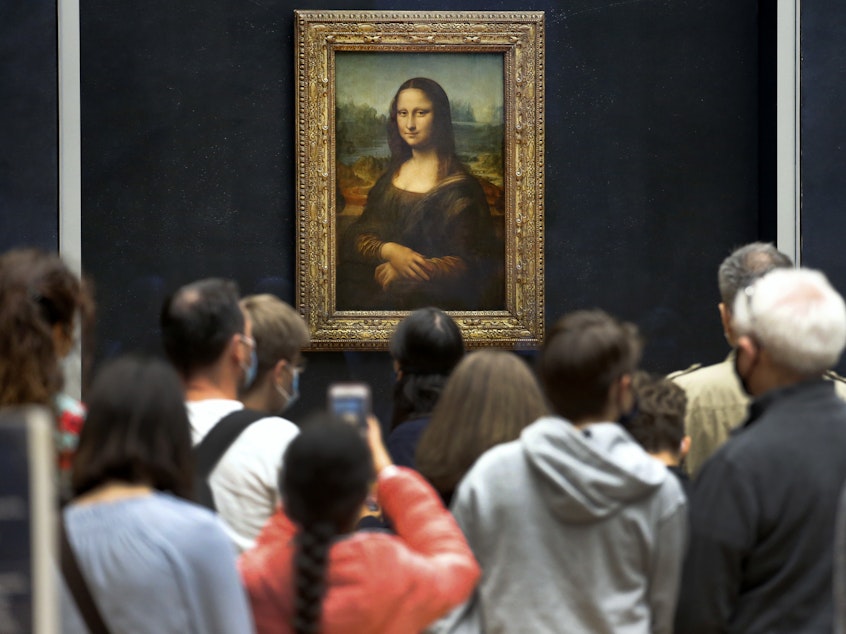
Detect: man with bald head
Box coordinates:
(160, 279, 300, 552)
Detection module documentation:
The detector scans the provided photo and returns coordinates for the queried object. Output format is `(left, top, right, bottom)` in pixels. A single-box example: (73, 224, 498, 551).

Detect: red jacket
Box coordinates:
(239, 466, 480, 634)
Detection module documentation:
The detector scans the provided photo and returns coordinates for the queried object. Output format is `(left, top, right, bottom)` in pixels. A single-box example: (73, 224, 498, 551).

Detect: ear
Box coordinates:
(679, 435, 691, 460)
(736, 335, 758, 359)
(719, 302, 735, 346)
(273, 359, 288, 384)
(615, 373, 634, 411)
(618, 373, 633, 395)
(229, 332, 245, 363)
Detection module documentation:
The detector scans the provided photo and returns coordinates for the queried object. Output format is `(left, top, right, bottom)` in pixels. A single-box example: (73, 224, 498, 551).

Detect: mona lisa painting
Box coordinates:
(295, 11, 544, 350)
(336, 57, 505, 312)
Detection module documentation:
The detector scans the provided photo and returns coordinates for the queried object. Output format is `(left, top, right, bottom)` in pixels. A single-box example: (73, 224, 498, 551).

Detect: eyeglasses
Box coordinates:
(289, 357, 307, 374)
(239, 334, 256, 350)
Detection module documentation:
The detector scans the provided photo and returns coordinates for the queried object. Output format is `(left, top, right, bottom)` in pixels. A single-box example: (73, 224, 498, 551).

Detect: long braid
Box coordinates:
(282, 417, 374, 634)
(293, 522, 334, 634)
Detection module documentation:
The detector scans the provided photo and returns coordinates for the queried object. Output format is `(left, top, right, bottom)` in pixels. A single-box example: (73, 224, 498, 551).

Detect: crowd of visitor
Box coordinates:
(4, 243, 846, 633)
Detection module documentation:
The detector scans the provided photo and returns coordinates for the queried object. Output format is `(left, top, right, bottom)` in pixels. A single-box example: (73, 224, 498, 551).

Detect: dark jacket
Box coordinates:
(386, 415, 430, 469)
(675, 379, 846, 633)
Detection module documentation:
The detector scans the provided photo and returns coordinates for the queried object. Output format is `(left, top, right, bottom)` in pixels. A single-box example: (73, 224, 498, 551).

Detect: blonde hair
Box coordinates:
(416, 350, 548, 497)
(240, 294, 310, 375)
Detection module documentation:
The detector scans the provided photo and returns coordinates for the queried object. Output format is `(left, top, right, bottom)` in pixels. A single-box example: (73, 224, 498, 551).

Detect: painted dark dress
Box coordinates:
(338, 169, 503, 311)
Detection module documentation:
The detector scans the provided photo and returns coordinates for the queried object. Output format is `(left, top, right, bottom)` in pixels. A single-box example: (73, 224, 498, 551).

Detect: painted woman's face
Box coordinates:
(396, 89, 434, 150)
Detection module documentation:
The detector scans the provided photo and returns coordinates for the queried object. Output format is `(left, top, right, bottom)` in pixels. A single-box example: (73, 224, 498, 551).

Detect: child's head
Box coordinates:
(626, 371, 689, 466)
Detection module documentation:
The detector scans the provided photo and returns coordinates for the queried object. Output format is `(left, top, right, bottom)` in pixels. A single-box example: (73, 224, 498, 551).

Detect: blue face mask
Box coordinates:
(243, 347, 258, 390)
(276, 367, 300, 412)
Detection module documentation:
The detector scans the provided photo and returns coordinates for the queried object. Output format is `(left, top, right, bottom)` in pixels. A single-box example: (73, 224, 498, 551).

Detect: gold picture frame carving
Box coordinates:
(295, 10, 544, 349)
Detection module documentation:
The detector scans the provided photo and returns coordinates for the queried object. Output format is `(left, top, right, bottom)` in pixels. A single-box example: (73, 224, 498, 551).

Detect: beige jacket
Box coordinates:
(669, 353, 747, 477)
(669, 353, 846, 476)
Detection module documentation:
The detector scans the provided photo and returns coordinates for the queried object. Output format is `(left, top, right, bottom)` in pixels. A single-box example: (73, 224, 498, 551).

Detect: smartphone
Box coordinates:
(328, 382, 371, 433)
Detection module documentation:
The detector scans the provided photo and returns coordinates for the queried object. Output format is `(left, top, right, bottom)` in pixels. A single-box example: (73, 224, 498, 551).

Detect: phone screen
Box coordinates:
(328, 384, 370, 431)
(331, 395, 366, 425)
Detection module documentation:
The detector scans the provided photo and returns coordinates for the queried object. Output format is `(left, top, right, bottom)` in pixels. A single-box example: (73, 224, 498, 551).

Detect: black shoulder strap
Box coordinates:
(192, 408, 267, 510)
(60, 516, 112, 634)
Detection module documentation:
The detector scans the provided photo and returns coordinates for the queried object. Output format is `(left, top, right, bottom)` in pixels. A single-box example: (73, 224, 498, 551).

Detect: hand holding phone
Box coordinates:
(327, 382, 371, 433)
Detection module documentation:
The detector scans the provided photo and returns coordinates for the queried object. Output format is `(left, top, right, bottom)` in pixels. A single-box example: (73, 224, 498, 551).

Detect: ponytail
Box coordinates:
(293, 522, 335, 634)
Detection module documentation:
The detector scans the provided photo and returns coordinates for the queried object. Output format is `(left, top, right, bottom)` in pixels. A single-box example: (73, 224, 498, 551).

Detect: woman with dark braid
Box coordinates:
(239, 414, 480, 634)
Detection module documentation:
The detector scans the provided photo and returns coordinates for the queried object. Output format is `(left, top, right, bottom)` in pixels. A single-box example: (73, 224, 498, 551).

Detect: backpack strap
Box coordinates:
(60, 515, 112, 634)
(192, 408, 268, 510)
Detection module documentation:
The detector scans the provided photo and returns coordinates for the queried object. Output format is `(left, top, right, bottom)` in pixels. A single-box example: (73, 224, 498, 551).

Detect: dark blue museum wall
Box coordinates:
(800, 4, 846, 292)
(79, 0, 765, 419)
(1, 1, 58, 252)
(800, 1, 846, 374)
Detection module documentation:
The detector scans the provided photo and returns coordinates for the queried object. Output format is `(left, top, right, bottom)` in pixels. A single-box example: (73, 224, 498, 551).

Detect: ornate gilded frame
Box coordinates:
(295, 11, 544, 349)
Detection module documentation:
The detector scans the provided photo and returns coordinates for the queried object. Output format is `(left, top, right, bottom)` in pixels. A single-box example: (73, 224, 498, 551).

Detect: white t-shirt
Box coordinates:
(186, 399, 299, 553)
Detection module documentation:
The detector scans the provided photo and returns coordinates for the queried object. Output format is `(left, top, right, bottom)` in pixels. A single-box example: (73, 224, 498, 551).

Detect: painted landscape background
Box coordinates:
(334, 52, 505, 224)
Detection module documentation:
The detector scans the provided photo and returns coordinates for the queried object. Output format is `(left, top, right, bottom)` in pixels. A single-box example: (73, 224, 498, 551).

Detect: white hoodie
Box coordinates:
(436, 416, 687, 634)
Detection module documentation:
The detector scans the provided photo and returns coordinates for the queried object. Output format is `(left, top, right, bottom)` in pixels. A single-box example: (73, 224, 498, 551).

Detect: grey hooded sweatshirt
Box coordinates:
(438, 416, 687, 634)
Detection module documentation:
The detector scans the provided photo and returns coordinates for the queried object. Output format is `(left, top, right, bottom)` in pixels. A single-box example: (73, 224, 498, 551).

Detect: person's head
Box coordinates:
(71, 356, 193, 499)
(538, 310, 643, 424)
(389, 307, 464, 429)
(0, 248, 93, 406)
(731, 268, 846, 395)
(416, 350, 548, 498)
(160, 278, 255, 389)
(387, 78, 458, 175)
(239, 294, 310, 413)
(281, 414, 374, 634)
(626, 371, 689, 466)
(717, 242, 793, 346)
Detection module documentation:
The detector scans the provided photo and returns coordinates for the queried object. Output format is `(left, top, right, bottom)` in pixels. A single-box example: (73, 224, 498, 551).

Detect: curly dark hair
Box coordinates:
(0, 248, 93, 406)
(627, 371, 688, 454)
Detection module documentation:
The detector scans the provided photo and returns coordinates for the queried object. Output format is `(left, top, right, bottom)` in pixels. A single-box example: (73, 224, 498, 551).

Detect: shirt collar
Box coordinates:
(742, 377, 833, 430)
